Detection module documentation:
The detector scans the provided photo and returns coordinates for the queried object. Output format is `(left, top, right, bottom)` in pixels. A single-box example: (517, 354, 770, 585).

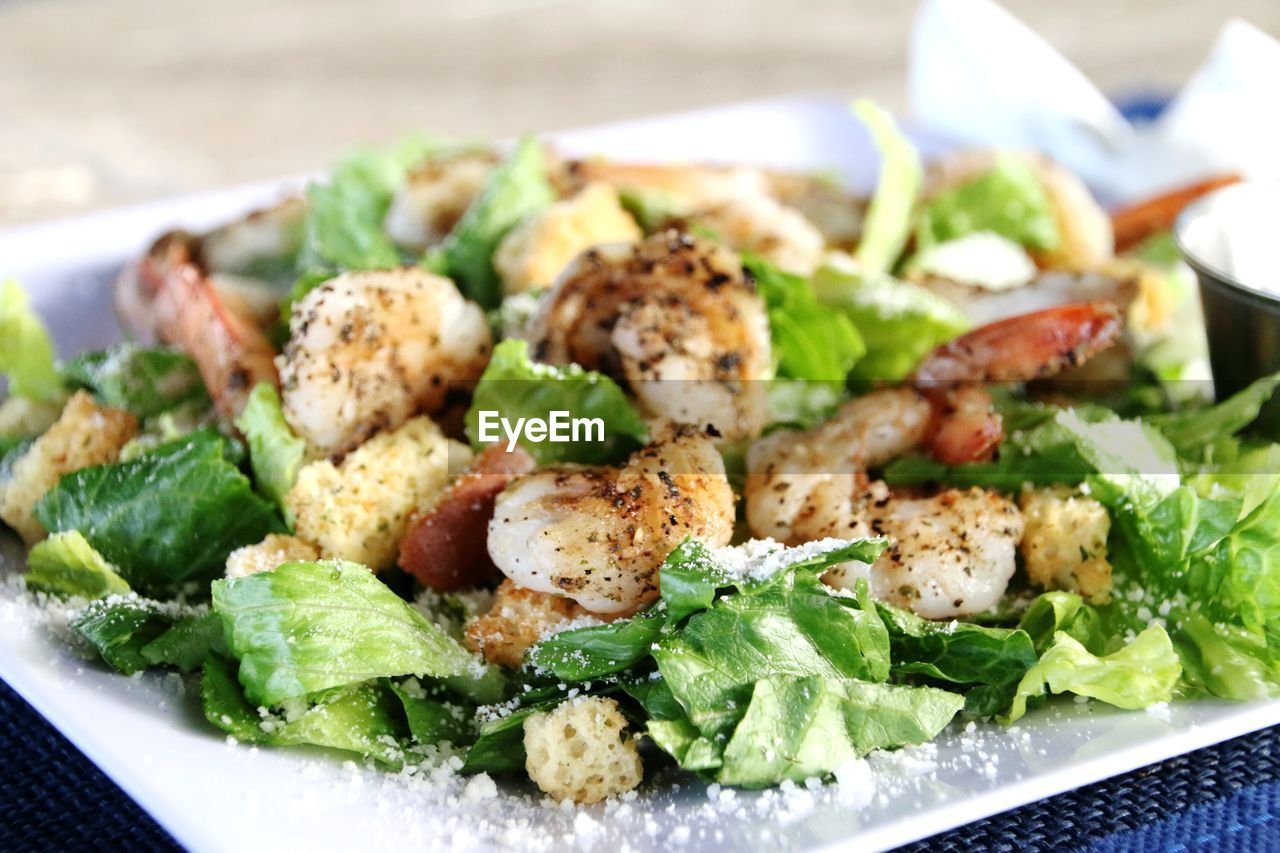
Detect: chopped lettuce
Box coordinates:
(1004, 625, 1180, 723)
(464, 339, 648, 465)
(434, 136, 554, 309)
(915, 154, 1059, 252)
(743, 254, 864, 385)
(1149, 372, 1279, 462)
(211, 560, 479, 706)
(235, 383, 306, 525)
(24, 530, 131, 599)
(298, 134, 446, 273)
(717, 675, 964, 787)
(141, 611, 227, 673)
(70, 598, 175, 676)
(878, 603, 1037, 688)
(201, 657, 411, 768)
(0, 278, 64, 404)
(62, 344, 210, 421)
(34, 430, 285, 597)
(851, 100, 921, 275)
(812, 263, 969, 381)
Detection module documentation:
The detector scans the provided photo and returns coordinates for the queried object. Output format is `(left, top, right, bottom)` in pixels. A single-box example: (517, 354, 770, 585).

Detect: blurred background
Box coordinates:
(2, 0, 1278, 226)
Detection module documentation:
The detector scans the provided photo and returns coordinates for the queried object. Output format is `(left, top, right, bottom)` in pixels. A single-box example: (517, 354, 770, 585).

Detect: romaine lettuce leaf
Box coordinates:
(0, 278, 64, 404)
(743, 254, 864, 385)
(914, 154, 1059, 252)
(851, 100, 921, 275)
(653, 573, 890, 742)
(464, 339, 648, 465)
(812, 264, 969, 381)
(1149, 372, 1279, 461)
(717, 675, 963, 787)
(62, 344, 210, 421)
(211, 560, 478, 706)
(434, 136, 554, 308)
(526, 537, 887, 680)
(389, 679, 475, 747)
(1004, 625, 1180, 723)
(201, 657, 410, 768)
(70, 598, 176, 676)
(235, 383, 306, 525)
(141, 611, 226, 673)
(24, 530, 131, 599)
(878, 602, 1037, 687)
(34, 429, 284, 597)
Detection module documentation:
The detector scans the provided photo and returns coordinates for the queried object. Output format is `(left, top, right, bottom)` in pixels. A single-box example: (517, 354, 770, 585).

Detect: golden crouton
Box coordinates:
(1019, 486, 1113, 603)
(493, 182, 641, 293)
(0, 391, 138, 544)
(286, 416, 467, 570)
(523, 696, 643, 804)
(465, 579, 599, 669)
(225, 533, 320, 579)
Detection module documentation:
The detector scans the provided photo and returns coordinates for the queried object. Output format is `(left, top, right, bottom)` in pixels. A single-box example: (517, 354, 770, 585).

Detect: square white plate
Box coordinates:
(2, 97, 1278, 853)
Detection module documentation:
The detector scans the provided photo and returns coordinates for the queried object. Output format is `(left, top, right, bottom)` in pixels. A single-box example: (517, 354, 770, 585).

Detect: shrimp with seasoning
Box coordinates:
(527, 230, 771, 441)
(279, 267, 492, 458)
(746, 301, 1122, 619)
(487, 427, 735, 615)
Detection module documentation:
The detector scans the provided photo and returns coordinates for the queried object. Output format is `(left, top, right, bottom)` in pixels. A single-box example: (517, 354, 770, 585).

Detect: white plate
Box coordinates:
(2, 97, 1277, 853)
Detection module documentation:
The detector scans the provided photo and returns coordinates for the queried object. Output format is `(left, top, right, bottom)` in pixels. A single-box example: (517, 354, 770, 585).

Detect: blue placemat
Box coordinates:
(1, 674, 1278, 852)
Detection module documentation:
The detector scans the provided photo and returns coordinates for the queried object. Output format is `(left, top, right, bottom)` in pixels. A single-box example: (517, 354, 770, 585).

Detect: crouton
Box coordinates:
(286, 416, 469, 570)
(493, 182, 641, 293)
(225, 533, 320, 578)
(523, 696, 642, 804)
(1019, 486, 1113, 603)
(465, 579, 600, 669)
(0, 391, 138, 544)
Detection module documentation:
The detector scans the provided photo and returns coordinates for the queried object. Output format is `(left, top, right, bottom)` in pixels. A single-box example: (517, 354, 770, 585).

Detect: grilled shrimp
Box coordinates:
(279, 267, 492, 458)
(384, 151, 499, 250)
(561, 161, 828, 274)
(528, 231, 771, 440)
(746, 302, 1121, 619)
(118, 231, 281, 419)
(487, 427, 735, 614)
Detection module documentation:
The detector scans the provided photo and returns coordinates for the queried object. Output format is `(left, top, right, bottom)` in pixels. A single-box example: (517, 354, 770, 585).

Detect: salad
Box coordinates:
(1, 100, 1274, 809)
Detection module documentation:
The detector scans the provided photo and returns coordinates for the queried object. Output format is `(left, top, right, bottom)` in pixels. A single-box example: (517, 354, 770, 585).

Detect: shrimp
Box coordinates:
(119, 231, 281, 419)
(279, 267, 492, 458)
(527, 231, 771, 440)
(383, 150, 499, 250)
(487, 427, 735, 615)
(746, 302, 1122, 619)
(560, 161, 828, 274)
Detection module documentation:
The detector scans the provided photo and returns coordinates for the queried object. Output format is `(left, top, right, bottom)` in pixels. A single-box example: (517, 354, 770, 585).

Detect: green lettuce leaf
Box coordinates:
(34, 430, 284, 597)
(812, 264, 969, 381)
(71, 598, 176, 676)
(915, 154, 1059, 252)
(62, 344, 210, 421)
(202, 657, 409, 768)
(717, 675, 964, 787)
(527, 537, 887, 680)
(212, 560, 477, 706)
(1004, 625, 1180, 722)
(851, 100, 922, 275)
(464, 339, 648, 465)
(235, 383, 306, 524)
(141, 611, 227, 673)
(389, 679, 475, 747)
(435, 136, 554, 308)
(653, 573, 890, 742)
(878, 602, 1037, 687)
(0, 278, 64, 404)
(743, 254, 864, 385)
(1017, 591, 1110, 655)
(1149, 372, 1279, 462)
(24, 530, 131, 599)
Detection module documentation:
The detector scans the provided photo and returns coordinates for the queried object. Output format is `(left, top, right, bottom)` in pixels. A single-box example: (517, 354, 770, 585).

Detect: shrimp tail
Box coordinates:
(123, 231, 280, 419)
(913, 301, 1123, 386)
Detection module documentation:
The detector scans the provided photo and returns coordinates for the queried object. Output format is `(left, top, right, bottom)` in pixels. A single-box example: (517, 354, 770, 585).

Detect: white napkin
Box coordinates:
(909, 0, 1280, 203)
